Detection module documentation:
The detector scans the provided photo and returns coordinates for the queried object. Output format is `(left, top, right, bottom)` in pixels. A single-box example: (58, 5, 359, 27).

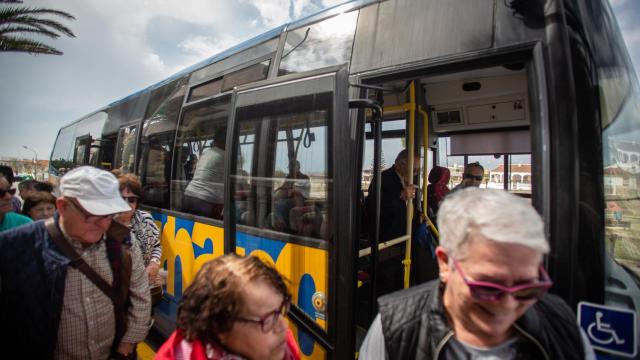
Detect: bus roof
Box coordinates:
(106, 0, 381, 109)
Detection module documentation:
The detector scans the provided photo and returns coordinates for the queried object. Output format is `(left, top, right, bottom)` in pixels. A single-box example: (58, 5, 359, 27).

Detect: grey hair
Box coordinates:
(437, 188, 549, 258)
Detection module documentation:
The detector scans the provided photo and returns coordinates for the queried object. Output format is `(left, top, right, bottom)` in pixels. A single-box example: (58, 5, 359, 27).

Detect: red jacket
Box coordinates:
(155, 328, 301, 360)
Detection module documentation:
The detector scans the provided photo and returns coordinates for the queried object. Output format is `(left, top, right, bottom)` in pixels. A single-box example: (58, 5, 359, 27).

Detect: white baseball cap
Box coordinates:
(60, 166, 131, 215)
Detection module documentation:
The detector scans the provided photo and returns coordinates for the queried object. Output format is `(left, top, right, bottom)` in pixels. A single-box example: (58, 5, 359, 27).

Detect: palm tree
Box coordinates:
(0, 6, 75, 55)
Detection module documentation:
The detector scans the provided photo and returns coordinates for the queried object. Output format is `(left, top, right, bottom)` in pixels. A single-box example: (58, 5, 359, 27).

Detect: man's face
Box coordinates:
(57, 197, 113, 244)
(462, 165, 484, 187)
(0, 178, 13, 217)
(396, 156, 421, 180)
(438, 234, 543, 346)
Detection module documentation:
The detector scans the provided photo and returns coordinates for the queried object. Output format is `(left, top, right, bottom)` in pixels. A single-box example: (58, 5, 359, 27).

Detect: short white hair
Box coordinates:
(438, 188, 549, 258)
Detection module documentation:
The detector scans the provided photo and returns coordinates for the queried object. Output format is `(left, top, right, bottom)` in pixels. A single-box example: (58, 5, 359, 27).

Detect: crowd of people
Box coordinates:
(0, 159, 597, 359)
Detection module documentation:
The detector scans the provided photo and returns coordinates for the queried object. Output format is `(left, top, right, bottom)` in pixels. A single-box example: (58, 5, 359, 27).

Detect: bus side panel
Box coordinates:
(237, 232, 328, 360)
(152, 212, 225, 320)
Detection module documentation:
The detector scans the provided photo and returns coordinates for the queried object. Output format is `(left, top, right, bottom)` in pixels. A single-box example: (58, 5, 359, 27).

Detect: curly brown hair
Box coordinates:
(177, 254, 291, 344)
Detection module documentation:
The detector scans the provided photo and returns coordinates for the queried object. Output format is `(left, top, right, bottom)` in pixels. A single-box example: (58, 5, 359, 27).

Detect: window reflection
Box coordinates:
(115, 125, 138, 173)
(232, 93, 332, 241)
(139, 78, 186, 208)
(278, 12, 358, 75)
(172, 96, 230, 219)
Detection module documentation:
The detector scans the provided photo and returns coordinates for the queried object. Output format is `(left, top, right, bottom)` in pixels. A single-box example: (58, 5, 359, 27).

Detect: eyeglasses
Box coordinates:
(0, 188, 16, 197)
(235, 300, 290, 333)
(122, 196, 139, 204)
(452, 258, 552, 301)
(66, 198, 112, 223)
(463, 173, 483, 181)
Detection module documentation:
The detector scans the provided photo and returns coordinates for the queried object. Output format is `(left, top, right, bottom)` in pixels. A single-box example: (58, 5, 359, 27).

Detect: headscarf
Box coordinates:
(427, 166, 451, 213)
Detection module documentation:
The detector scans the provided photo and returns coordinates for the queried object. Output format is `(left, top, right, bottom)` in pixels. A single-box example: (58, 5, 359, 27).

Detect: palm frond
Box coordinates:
(0, 7, 75, 22)
(0, 25, 59, 39)
(7, 16, 75, 37)
(0, 6, 75, 55)
(0, 36, 62, 55)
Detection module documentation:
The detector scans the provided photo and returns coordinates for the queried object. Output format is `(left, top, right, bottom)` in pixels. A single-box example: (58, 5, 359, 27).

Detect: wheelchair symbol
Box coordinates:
(588, 311, 626, 346)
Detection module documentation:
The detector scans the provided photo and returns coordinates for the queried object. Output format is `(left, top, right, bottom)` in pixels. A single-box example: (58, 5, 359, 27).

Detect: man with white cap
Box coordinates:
(0, 166, 151, 359)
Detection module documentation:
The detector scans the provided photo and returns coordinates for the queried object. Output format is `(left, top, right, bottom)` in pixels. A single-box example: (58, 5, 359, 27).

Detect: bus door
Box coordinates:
(354, 81, 439, 340)
(225, 65, 355, 359)
(114, 123, 139, 173)
(73, 135, 92, 166)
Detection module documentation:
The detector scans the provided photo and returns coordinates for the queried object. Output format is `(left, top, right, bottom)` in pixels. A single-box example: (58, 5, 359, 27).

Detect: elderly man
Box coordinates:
(366, 149, 421, 243)
(0, 166, 151, 359)
(451, 161, 484, 193)
(359, 188, 595, 359)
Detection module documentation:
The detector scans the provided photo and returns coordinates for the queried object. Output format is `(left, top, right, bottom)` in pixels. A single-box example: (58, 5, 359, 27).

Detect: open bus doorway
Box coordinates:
(355, 60, 535, 349)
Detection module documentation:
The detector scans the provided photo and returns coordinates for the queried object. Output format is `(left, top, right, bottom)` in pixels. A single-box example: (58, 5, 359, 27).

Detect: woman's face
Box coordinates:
(114, 187, 138, 224)
(28, 201, 56, 220)
(219, 279, 289, 360)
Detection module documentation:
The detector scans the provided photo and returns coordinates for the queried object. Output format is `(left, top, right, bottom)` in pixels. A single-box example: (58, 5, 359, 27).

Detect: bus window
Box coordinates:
(362, 120, 414, 196)
(603, 87, 640, 294)
(190, 37, 278, 84)
(172, 95, 230, 219)
(278, 11, 358, 76)
(438, 136, 532, 195)
(50, 125, 76, 175)
(232, 101, 331, 241)
(73, 136, 91, 166)
(188, 60, 271, 103)
(438, 137, 464, 189)
(114, 124, 138, 173)
(138, 78, 187, 209)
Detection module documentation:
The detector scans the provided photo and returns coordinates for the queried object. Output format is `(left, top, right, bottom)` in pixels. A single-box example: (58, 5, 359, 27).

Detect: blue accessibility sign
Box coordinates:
(578, 302, 637, 358)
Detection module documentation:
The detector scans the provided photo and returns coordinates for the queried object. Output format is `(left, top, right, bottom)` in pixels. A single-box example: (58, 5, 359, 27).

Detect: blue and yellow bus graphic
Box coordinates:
(153, 213, 328, 359)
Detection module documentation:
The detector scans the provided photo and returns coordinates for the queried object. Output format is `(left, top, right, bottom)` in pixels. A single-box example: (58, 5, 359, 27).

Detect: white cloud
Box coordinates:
(178, 34, 241, 59)
(247, 0, 292, 27)
(142, 52, 168, 75)
(322, 0, 349, 7)
(293, 0, 313, 18)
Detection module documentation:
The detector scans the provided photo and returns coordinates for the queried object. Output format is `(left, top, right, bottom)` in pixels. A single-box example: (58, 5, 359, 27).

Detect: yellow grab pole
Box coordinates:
(419, 106, 429, 216)
(419, 106, 440, 243)
(403, 81, 416, 289)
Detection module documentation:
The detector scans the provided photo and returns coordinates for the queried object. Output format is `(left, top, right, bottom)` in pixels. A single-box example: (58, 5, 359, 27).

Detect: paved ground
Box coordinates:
(137, 327, 165, 359)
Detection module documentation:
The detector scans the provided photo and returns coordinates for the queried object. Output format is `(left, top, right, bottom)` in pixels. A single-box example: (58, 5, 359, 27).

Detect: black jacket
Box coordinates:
(366, 166, 407, 242)
(378, 280, 585, 359)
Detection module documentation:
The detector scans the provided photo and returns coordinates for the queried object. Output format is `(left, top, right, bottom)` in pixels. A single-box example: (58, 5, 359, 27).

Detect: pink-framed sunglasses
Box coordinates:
(452, 258, 553, 301)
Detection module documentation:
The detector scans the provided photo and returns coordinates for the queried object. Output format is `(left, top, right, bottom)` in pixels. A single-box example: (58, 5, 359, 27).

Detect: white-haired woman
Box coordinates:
(360, 188, 595, 360)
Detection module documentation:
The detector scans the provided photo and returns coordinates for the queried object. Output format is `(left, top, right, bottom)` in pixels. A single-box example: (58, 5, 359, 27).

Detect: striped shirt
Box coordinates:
(130, 210, 162, 266)
(54, 232, 151, 360)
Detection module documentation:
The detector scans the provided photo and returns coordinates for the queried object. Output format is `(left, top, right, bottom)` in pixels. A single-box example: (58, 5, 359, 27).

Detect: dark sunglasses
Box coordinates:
(235, 300, 290, 333)
(452, 258, 552, 301)
(463, 173, 483, 181)
(0, 188, 16, 197)
(122, 196, 139, 204)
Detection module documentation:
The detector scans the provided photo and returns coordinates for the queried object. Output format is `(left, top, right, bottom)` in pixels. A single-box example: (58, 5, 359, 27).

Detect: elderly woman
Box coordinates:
(21, 191, 56, 221)
(360, 188, 595, 359)
(156, 254, 300, 360)
(113, 172, 162, 284)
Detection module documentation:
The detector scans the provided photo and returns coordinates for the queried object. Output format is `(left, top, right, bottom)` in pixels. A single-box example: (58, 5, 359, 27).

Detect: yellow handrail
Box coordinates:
(403, 81, 416, 289)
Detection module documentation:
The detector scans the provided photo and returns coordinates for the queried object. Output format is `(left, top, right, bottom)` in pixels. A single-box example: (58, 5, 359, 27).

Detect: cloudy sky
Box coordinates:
(1, 0, 639, 161)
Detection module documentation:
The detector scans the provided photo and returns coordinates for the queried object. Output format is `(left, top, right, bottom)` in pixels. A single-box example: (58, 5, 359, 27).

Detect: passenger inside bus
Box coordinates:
(450, 161, 485, 193)
(272, 160, 312, 234)
(426, 165, 450, 223)
(365, 149, 420, 295)
(182, 129, 226, 219)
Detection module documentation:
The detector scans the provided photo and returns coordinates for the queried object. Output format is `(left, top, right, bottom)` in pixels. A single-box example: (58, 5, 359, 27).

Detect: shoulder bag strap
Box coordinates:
(44, 218, 120, 305)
